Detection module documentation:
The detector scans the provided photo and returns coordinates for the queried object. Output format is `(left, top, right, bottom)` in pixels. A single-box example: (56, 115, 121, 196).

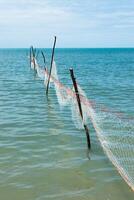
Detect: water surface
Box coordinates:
(0, 48, 134, 200)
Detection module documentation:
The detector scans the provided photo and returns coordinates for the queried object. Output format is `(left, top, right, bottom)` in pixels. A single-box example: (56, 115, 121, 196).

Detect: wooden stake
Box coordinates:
(46, 36, 57, 95)
(31, 46, 35, 57)
(30, 47, 32, 68)
(41, 51, 46, 69)
(70, 68, 91, 150)
(31, 46, 36, 71)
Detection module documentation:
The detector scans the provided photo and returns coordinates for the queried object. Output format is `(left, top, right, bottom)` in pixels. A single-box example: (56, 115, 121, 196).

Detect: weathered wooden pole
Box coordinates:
(41, 51, 46, 69)
(70, 68, 91, 150)
(30, 47, 32, 68)
(31, 46, 36, 71)
(31, 46, 35, 57)
(46, 36, 57, 95)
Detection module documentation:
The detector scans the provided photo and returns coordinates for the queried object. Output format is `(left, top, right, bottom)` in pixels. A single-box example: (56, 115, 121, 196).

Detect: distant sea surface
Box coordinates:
(0, 48, 134, 200)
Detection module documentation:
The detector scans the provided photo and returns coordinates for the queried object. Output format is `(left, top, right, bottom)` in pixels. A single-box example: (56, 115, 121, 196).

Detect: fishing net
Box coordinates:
(31, 57, 35, 70)
(51, 61, 71, 106)
(31, 57, 46, 80)
(31, 58, 134, 192)
(90, 106, 134, 191)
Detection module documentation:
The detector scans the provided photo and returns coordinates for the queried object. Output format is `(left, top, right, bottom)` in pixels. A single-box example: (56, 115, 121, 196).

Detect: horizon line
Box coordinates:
(0, 47, 134, 49)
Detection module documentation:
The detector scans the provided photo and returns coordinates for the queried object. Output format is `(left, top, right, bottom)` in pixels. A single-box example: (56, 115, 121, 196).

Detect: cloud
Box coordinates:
(0, 0, 134, 47)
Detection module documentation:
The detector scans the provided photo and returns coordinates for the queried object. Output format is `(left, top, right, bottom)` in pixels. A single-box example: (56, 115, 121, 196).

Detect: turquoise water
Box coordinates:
(0, 48, 134, 200)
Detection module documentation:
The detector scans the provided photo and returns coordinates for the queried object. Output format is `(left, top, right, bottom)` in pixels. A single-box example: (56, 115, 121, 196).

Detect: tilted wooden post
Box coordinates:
(70, 68, 91, 150)
(30, 47, 32, 68)
(31, 46, 36, 71)
(41, 51, 46, 69)
(46, 36, 57, 95)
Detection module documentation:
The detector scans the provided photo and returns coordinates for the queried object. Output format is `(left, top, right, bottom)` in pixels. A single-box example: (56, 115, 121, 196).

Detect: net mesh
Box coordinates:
(31, 57, 134, 192)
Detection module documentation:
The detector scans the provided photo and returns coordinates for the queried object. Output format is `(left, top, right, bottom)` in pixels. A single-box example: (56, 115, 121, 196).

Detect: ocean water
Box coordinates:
(0, 48, 134, 200)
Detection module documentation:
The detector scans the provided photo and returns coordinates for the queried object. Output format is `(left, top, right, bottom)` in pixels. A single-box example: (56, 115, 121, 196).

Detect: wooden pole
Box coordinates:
(69, 68, 91, 150)
(41, 51, 46, 69)
(31, 46, 35, 57)
(46, 36, 56, 95)
(30, 47, 32, 68)
(31, 46, 36, 71)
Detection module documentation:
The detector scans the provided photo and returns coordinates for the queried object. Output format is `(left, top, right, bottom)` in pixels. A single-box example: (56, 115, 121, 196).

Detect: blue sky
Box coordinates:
(0, 0, 134, 47)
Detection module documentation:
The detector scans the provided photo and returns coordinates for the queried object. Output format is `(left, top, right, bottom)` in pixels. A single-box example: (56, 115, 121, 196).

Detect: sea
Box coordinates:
(0, 48, 134, 200)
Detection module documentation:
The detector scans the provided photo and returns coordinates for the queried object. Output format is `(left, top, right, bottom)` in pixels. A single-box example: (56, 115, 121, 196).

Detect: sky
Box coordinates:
(0, 0, 134, 48)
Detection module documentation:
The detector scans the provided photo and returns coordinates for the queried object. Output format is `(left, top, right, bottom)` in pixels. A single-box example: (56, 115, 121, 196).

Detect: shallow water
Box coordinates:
(0, 48, 134, 200)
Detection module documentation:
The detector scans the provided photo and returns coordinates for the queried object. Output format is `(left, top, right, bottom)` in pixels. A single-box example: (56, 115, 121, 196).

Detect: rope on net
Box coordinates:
(31, 57, 134, 192)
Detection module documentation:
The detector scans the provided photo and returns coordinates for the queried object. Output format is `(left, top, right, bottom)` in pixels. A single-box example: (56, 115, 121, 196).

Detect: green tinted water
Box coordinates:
(0, 49, 133, 200)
